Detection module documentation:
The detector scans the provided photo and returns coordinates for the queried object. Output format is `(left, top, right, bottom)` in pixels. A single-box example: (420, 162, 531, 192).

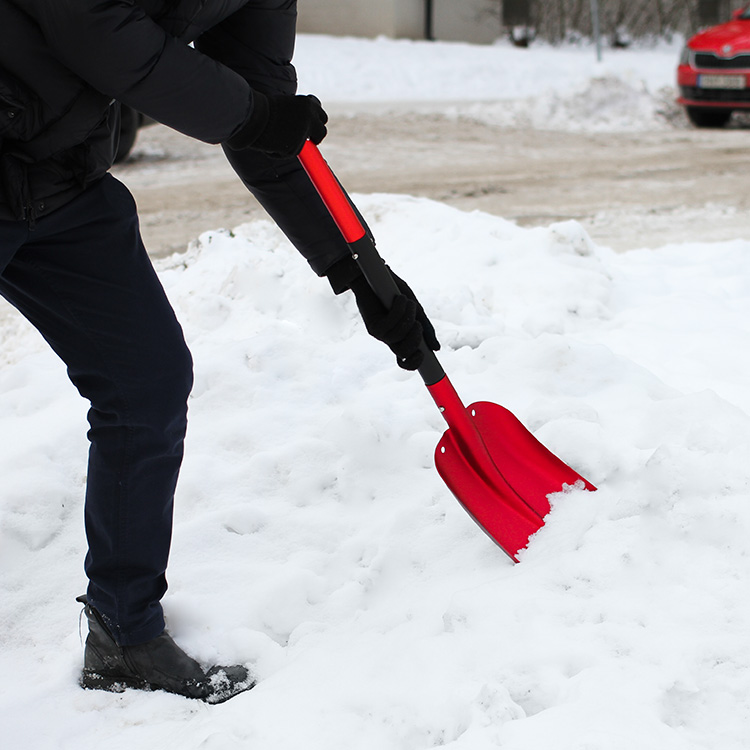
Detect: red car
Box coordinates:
(677, 5, 750, 127)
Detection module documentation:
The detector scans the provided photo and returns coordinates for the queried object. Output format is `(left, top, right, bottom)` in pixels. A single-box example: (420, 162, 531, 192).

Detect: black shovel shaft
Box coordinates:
(347, 234, 444, 385)
(299, 142, 445, 386)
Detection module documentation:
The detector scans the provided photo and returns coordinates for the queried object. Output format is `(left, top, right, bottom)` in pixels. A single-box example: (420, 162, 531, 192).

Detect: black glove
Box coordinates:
(225, 91, 328, 158)
(328, 256, 440, 371)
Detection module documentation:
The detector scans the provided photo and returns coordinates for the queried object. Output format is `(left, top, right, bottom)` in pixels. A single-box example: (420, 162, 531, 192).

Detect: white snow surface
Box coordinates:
(295, 33, 683, 131)
(2, 35, 750, 750)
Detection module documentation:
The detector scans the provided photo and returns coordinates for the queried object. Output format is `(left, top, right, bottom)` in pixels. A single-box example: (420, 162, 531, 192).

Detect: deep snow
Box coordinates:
(1, 34, 749, 750)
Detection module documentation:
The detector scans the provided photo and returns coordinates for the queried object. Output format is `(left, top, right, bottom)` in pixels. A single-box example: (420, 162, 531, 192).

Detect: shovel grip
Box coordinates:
(299, 141, 445, 386)
(298, 142, 367, 244)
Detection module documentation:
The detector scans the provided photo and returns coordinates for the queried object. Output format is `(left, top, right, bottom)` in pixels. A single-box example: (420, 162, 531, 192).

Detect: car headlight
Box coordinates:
(679, 45, 691, 66)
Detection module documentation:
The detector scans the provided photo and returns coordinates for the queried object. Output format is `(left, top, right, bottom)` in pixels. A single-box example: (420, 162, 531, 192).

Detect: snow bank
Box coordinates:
(2, 195, 749, 749)
(295, 35, 684, 132)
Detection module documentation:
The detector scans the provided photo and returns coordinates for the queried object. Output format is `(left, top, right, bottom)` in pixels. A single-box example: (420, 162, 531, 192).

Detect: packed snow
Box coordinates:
(2, 34, 749, 750)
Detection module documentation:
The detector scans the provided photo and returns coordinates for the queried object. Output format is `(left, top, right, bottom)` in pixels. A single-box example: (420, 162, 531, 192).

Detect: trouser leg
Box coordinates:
(0, 175, 193, 646)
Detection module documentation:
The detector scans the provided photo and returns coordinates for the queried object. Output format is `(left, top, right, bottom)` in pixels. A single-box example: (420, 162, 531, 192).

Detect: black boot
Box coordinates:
(77, 596, 254, 704)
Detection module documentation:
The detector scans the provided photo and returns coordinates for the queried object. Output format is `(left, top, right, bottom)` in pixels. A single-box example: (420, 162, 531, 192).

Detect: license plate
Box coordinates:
(698, 74, 746, 90)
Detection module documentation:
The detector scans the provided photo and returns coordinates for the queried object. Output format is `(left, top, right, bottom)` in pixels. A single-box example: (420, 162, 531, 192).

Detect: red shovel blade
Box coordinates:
(429, 378, 595, 560)
(435, 424, 545, 561)
(468, 401, 595, 516)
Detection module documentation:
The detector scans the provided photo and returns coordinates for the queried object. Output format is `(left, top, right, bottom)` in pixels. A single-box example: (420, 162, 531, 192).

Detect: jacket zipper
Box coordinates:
(23, 201, 37, 230)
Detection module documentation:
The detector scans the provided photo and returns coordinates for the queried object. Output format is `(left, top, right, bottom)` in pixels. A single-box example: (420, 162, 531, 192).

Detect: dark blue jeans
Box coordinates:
(0, 175, 193, 646)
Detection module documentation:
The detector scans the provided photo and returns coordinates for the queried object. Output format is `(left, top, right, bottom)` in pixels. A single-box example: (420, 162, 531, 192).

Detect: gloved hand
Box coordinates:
(225, 91, 328, 158)
(329, 256, 440, 371)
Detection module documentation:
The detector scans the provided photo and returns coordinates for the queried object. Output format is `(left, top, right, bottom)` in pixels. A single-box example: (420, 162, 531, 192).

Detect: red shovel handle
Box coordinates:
(299, 140, 445, 387)
(298, 142, 367, 244)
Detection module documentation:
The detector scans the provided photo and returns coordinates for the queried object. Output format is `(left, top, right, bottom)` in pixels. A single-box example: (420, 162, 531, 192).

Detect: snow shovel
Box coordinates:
(298, 141, 596, 560)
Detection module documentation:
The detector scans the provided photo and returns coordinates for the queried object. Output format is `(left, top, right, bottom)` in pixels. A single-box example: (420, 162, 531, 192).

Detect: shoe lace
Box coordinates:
(76, 594, 88, 646)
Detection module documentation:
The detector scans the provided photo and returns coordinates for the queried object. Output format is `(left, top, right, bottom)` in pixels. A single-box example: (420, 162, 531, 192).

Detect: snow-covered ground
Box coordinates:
(296, 33, 682, 130)
(295, 32, 702, 136)
(2, 35, 749, 750)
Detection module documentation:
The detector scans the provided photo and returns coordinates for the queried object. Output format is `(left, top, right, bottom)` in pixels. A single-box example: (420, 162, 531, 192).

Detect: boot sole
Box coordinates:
(80, 668, 255, 702)
(80, 669, 151, 694)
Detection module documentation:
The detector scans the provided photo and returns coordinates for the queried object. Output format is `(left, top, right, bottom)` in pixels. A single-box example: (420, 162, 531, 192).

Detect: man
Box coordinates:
(0, 0, 438, 703)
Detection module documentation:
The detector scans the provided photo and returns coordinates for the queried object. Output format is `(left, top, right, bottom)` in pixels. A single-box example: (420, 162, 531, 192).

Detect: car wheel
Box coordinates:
(685, 107, 732, 128)
(115, 105, 141, 163)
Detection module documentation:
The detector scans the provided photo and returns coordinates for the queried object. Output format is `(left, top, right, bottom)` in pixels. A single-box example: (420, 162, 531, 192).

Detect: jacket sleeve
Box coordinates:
(195, 1, 353, 278)
(22, 0, 255, 144)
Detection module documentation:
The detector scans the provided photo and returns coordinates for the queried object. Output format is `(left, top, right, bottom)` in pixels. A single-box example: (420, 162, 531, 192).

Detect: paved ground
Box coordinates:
(113, 108, 750, 257)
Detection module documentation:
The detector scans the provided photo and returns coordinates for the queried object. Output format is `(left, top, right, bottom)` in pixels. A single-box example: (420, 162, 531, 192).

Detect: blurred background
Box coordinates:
(297, 0, 747, 46)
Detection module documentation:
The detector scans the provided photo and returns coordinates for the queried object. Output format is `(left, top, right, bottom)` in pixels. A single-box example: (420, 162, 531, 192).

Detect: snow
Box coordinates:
(2, 34, 750, 750)
(295, 34, 684, 131)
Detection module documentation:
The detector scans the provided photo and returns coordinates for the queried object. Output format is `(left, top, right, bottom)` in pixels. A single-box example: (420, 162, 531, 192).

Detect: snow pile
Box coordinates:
(459, 75, 679, 132)
(296, 35, 685, 132)
(2, 193, 750, 749)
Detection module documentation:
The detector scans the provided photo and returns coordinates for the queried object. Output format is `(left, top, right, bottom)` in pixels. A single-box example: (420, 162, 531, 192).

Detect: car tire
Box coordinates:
(685, 107, 732, 128)
(115, 105, 141, 163)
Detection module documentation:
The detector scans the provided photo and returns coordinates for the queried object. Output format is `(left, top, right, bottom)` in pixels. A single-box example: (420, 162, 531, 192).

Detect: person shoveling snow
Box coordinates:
(0, 0, 437, 702)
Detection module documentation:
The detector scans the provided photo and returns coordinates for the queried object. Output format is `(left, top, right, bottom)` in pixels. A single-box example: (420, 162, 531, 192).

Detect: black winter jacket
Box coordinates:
(0, 0, 293, 224)
(0, 0, 349, 277)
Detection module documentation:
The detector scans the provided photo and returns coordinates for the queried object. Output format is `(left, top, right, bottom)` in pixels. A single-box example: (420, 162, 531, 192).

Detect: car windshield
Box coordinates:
(741, 8, 750, 19)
